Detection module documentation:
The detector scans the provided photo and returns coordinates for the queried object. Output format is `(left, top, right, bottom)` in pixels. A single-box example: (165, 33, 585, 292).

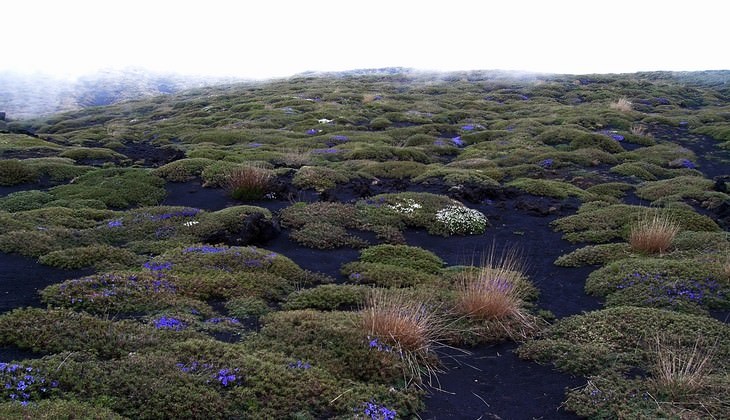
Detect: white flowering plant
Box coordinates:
(435, 205, 488, 235)
(387, 198, 422, 215)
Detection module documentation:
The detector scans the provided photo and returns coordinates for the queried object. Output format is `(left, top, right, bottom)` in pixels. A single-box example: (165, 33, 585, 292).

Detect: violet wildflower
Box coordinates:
(143, 261, 173, 272)
(288, 360, 312, 370)
(461, 124, 475, 131)
(361, 400, 397, 420)
(680, 159, 696, 169)
(107, 219, 123, 228)
(539, 159, 554, 168)
(306, 128, 318, 135)
(451, 136, 465, 147)
(154, 317, 186, 330)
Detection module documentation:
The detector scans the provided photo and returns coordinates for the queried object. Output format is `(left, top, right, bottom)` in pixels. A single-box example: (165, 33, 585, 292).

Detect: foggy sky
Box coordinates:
(2, 0, 727, 79)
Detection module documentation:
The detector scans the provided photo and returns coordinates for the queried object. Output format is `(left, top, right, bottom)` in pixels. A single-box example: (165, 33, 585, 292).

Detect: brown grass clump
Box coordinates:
(650, 334, 716, 400)
(631, 123, 650, 137)
(453, 248, 538, 339)
(629, 212, 680, 255)
(225, 165, 274, 201)
(454, 248, 530, 320)
(362, 288, 449, 386)
(611, 97, 633, 112)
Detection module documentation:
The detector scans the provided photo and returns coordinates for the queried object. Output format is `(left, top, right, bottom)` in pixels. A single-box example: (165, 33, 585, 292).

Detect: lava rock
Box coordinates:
(202, 213, 280, 246)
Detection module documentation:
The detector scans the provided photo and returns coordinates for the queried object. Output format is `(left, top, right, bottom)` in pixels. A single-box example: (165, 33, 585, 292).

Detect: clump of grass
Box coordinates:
(650, 334, 716, 400)
(631, 123, 650, 137)
(225, 165, 274, 200)
(453, 248, 537, 339)
(362, 289, 448, 387)
(611, 97, 633, 112)
(629, 212, 680, 255)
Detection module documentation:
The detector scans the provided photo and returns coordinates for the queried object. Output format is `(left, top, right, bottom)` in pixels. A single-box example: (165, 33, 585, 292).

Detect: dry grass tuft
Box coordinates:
(650, 334, 716, 400)
(453, 247, 538, 339)
(225, 165, 274, 201)
(362, 288, 450, 387)
(279, 148, 312, 168)
(611, 97, 633, 112)
(631, 123, 650, 137)
(629, 212, 680, 255)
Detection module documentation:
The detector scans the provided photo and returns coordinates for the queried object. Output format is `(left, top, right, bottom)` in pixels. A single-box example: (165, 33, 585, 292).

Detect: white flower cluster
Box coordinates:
(183, 221, 199, 227)
(388, 199, 422, 215)
(435, 205, 488, 235)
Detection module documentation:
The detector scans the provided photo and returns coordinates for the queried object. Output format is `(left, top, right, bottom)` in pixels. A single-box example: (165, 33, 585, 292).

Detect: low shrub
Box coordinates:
(554, 243, 632, 267)
(50, 168, 166, 209)
(0, 190, 55, 212)
(342, 262, 442, 288)
(0, 159, 36, 185)
(0, 308, 175, 358)
(283, 284, 369, 311)
(358, 244, 444, 274)
(38, 245, 140, 270)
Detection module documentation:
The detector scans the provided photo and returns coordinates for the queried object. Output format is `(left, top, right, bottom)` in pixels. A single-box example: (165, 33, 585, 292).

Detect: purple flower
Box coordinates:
(680, 159, 696, 169)
(306, 128, 318, 135)
(312, 148, 339, 154)
(599, 130, 624, 141)
(215, 368, 239, 387)
(107, 220, 123, 228)
(451, 136, 465, 147)
(154, 317, 186, 330)
(288, 360, 312, 370)
(362, 400, 396, 420)
(461, 124, 475, 131)
(143, 261, 173, 272)
(183, 246, 228, 254)
(539, 159, 554, 168)
(248, 142, 263, 148)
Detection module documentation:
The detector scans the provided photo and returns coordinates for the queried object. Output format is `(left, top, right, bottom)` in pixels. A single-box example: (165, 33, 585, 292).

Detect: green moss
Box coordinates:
(0, 308, 177, 358)
(0, 159, 36, 185)
(570, 133, 625, 153)
(292, 165, 349, 191)
(24, 158, 94, 182)
(254, 310, 405, 384)
(507, 178, 595, 200)
(50, 168, 166, 209)
(552, 203, 720, 243)
(518, 306, 730, 375)
(38, 245, 140, 270)
(518, 307, 730, 419)
(40, 271, 211, 315)
(634, 175, 717, 202)
(585, 258, 728, 312)
(153, 158, 217, 182)
(282, 284, 369, 311)
(554, 243, 632, 267)
(414, 167, 501, 188)
(0, 399, 126, 419)
(358, 244, 445, 274)
(585, 182, 633, 198)
(224, 296, 271, 317)
(58, 147, 128, 163)
(294, 222, 369, 249)
(341, 261, 442, 288)
(355, 161, 428, 179)
(0, 190, 55, 211)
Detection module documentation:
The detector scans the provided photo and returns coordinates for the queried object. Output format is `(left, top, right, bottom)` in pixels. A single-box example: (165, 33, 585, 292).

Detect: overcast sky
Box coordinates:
(2, 0, 727, 79)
